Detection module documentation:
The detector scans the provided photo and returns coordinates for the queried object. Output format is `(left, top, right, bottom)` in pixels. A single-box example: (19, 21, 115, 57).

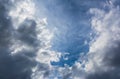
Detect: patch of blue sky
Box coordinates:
(35, 0, 111, 67)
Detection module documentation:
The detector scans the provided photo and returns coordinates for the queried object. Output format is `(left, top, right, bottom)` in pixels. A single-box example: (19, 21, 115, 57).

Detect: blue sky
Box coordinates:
(35, 0, 109, 67)
(0, 0, 120, 79)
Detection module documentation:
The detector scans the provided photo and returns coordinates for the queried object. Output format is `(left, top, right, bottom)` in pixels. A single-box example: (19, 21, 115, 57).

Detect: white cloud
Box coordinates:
(81, 2, 120, 79)
(85, 2, 120, 72)
(8, 0, 61, 79)
(2, 0, 120, 79)
(55, 1, 120, 79)
(9, 0, 35, 29)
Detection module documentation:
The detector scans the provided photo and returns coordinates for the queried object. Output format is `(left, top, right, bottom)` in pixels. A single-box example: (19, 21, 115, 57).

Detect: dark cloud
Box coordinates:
(0, 49, 37, 79)
(86, 42, 120, 79)
(86, 69, 120, 79)
(63, 73, 72, 79)
(17, 19, 38, 46)
(0, 0, 12, 48)
(0, 0, 50, 79)
(104, 42, 120, 67)
(0, 0, 37, 79)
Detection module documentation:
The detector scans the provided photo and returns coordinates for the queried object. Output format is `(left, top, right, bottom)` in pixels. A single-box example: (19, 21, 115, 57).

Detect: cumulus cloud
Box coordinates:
(0, 0, 120, 79)
(84, 2, 120, 79)
(0, 0, 60, 79)
(56, 1, 120, 79)
(0, 0, 35, 79)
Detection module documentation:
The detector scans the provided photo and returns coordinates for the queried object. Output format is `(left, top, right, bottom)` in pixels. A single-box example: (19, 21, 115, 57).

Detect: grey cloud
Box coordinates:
(104, 42, 120, 67)
(17, 19, 38, 46)
(0, 0, 52, 79)
(0, 0, 12, 48)
(86, 69, 120, 79)
(0, 1, 36, 79)
(84, 2, 120, 79)
(63, 73, 72, 79)
(0, 50, 36, 79)
(86, 42, 120, 79)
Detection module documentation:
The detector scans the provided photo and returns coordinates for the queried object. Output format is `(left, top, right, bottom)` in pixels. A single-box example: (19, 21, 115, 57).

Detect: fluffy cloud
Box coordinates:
(0, 0, 119, 79)
(85, 2, 120, 79)
(0, 0, 35, 78)
(0, 0, 60, 79)
(57, 1, 120, 79)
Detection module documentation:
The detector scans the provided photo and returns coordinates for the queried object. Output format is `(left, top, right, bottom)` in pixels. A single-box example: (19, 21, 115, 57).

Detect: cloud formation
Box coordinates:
(56, 1, 120, 79)
(0, 0, 60, 79)
(85, 2, 120, 79)
(0, 0, 120, 79)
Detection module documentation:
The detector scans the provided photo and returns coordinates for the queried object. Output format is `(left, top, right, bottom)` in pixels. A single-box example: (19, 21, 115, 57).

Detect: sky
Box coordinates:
(0, 0, 120, 79)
